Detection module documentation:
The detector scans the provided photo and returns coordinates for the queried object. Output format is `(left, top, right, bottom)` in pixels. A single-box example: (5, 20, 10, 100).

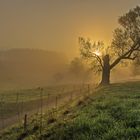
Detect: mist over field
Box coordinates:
(0, 49, 68, 89)
(0, 48, 139, 90)
(0, 0, 139, 90)
(0, 48, 94, 89)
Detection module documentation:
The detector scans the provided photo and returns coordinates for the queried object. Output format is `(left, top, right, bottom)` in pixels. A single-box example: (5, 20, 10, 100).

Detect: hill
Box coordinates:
(0, 49, 68, 89)
(0, 81, 140, 140)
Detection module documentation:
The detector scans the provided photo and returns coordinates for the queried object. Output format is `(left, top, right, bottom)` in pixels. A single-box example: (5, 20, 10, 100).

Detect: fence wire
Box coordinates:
(0, 84, 95, 133)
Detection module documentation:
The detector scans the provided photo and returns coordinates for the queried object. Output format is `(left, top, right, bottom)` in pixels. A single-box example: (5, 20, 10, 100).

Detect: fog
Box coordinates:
(0, 49, 68, 89)
(0, 1, 140, 89)
(0, 48, 139, 90)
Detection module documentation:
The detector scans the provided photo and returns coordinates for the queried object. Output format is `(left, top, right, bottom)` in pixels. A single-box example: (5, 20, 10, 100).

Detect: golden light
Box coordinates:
(93, 50, 101, 56)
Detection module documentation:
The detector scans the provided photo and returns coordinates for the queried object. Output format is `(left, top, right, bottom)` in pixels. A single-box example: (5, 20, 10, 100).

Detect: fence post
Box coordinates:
(16, 93, 20, 123)
(0, 95, 5, 129)
(40, 88, 43, 137)
(21, 97, 24, 119)
(24, 114, 27, 132)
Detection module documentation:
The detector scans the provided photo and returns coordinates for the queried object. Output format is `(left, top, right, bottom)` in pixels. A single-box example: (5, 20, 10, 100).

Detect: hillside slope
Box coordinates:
(0, 49, 68, 89)
(1, 81, 140, 140)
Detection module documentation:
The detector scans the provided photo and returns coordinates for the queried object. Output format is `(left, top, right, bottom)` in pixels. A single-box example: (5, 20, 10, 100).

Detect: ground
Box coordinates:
(0, 81, 140, 140)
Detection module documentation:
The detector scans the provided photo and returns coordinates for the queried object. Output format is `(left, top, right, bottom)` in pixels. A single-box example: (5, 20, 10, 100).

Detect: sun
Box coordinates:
(93, 50, 101, 56)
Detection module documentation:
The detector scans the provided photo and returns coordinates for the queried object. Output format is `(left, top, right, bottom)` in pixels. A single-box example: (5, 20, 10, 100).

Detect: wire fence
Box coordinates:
(0, 84, 95, 134)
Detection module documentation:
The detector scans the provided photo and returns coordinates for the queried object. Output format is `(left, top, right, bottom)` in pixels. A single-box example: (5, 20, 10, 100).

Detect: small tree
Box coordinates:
(79, 6, 140, 85)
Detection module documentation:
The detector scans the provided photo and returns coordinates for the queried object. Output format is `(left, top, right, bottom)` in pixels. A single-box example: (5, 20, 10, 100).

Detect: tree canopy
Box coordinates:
(79, 6, 140, 85)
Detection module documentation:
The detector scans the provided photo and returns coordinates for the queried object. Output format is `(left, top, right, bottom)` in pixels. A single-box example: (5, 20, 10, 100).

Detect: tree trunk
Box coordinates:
(100, 54, 110, 86)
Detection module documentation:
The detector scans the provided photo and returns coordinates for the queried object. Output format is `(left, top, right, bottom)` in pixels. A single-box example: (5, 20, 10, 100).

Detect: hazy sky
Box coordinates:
(0, 0, 139, 57)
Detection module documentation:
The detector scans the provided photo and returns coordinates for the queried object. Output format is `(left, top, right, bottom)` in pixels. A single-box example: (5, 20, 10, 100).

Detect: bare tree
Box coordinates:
(79, 6, 140, 85)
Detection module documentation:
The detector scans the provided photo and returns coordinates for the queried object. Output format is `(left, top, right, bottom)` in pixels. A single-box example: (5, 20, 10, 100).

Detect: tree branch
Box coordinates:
(91, 52, 103, 69)
(110, 39, 140, 69)
(123, 56, 137, 60)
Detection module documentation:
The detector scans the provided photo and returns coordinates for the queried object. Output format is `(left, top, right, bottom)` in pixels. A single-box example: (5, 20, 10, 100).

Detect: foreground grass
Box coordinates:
(0, 81, 140, 140)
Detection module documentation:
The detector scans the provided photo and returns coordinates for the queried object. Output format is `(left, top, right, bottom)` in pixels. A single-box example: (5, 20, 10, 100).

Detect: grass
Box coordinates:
(0, 81, 140, 140)
(0, 84, 82, 119)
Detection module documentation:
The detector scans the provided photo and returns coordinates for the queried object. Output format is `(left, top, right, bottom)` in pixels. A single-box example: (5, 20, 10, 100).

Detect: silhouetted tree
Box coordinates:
(79, 6, 140, 85)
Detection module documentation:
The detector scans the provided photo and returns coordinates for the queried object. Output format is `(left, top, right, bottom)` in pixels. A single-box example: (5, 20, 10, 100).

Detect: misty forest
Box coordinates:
(0, 1, 140, 140)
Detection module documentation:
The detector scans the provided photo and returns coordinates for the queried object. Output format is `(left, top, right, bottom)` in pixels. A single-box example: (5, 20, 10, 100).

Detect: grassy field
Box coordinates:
(0, 81, 140, 140)
(0, 84, 88, 130)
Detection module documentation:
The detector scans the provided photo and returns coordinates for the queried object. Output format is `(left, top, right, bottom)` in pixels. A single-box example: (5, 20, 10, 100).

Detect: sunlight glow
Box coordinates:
(93, 51, 101, 56)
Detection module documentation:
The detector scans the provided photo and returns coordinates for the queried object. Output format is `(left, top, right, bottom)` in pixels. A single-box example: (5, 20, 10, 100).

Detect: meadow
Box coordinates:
(0, 81, 140, 140)
(0, 84, 89, 130)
